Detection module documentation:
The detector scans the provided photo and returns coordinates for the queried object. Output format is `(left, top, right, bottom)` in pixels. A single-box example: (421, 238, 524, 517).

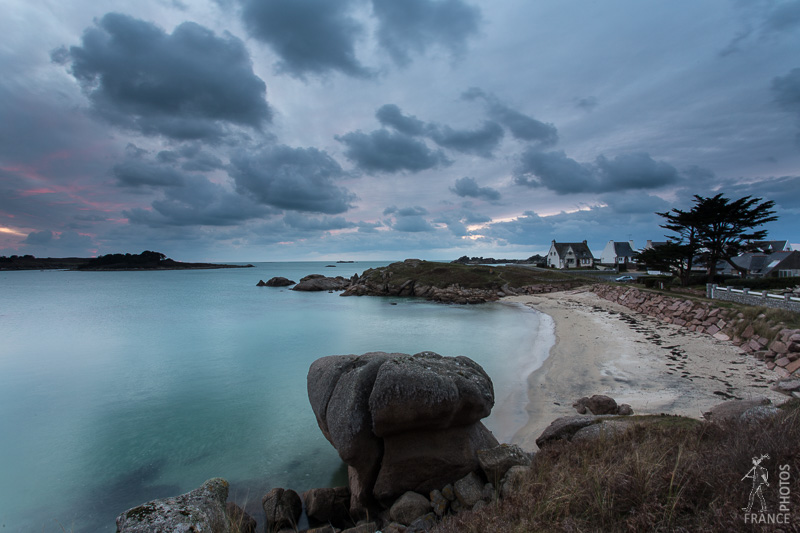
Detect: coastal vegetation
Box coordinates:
(639, 194, 778, 285)
(0, 250, 252, 270)
(433, 402, 800, 533)
(353, 260, 580, 290)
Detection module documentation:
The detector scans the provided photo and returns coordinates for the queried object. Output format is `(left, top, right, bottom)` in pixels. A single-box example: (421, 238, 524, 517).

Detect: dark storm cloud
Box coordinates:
(231, 145, 356, 214)
(157, 145, 225, 172)
(375, 104, 427, 136)
(433, 208, 491, 237)
(240, 0, 371, 79)
(283, 212, 356, 231)
(371, 0, 482, 66)
(426, 121, 504, 157)
(21, 230, 94, 254)
(515, 149, 679, 194)
(125, 175, 270, 227)
(450, 177, 500, 201)
(336, 129, 450, 173)
(23, 230, 55, 245)
(63, 13, 270, 140)
(462, 88, 558, 145)
(113, 159, 186, 188)
(724, 175, 800, 209)
(376, 103, 503, 157)
(384, 205, 435, 232)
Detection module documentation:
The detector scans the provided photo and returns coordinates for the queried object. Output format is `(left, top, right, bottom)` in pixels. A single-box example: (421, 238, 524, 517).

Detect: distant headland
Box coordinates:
(0, 250, 253, 271)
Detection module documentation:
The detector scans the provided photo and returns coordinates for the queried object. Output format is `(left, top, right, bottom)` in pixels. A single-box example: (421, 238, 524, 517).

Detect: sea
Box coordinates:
(0, 261, 553, 532)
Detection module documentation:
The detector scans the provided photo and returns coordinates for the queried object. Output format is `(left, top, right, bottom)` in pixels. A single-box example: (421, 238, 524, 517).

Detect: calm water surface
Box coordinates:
(0, 262, 552, 532)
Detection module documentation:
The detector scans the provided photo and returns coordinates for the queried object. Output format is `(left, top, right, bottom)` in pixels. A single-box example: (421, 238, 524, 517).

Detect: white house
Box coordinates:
(547, 240, 594, 269)
(600, 240, 636, 265)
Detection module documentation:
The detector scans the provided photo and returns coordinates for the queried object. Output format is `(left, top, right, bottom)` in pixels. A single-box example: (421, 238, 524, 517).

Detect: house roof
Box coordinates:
(720, 251, 798, 275)
(762, 251, 800, 275)
(552, 241, 594, 259)
(613, 241, 635, 257)
(752, 240, 790, 253)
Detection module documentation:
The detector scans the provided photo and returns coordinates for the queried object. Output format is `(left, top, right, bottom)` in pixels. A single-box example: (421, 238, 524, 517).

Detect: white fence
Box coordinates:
(707, 284, 800, 312)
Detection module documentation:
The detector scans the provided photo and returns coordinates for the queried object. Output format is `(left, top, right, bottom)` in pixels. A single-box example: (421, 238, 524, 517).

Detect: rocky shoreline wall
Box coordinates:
(591, 284, 800, 379)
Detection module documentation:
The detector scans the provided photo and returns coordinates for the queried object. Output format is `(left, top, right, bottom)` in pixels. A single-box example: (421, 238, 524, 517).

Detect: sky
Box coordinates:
(1, 0, 799, 262)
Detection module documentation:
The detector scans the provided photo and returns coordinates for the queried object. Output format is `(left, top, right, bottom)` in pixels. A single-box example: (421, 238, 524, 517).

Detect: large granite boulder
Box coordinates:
(308, 351, 497, 514)
(535, 415, 599, 448)
(292, 274, 350, 291)
(116, 478, 230, 533)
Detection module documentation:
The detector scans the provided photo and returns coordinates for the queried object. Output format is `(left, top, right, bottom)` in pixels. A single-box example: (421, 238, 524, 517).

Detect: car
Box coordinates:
(615, 275, 634, 282)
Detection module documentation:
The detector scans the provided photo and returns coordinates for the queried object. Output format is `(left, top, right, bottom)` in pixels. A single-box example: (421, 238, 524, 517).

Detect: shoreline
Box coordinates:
(503, 288, 786, 451)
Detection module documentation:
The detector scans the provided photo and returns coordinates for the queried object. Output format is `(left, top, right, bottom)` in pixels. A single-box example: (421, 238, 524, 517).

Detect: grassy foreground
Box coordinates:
(434, 402, 800, 533)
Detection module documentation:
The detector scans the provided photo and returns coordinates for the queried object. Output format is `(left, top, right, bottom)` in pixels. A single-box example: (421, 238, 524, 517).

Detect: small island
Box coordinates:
(0, 250, 253, 271)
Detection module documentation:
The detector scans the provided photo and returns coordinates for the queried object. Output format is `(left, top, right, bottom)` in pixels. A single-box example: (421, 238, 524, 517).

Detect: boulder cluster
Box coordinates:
(257, 276, 296, 287)
(292, 274, 351, 292)
(592, 284, 800, 379)
(253, 446, 531, 533)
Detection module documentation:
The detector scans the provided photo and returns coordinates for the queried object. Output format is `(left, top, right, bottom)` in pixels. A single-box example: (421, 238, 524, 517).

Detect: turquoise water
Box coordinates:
(0, 262, 552, 532)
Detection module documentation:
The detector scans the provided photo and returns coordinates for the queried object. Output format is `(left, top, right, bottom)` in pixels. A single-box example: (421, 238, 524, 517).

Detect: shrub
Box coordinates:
(433, 406, 800, 532)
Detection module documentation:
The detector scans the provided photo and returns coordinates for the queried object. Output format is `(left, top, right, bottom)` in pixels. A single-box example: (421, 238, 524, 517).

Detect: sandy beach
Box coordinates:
(505, 287, 786, 451)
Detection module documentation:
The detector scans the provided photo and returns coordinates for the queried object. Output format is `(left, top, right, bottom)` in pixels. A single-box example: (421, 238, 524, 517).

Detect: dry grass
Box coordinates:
(434, 405, 800, 533)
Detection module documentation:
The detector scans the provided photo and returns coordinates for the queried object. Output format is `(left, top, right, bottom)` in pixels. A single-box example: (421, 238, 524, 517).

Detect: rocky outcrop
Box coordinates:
(257, 276, 296, 287)
(341, 259, 582, 304)
(292, 274, 350, 291)
(307, 351, 498, 516)
(535, 415, 600, 448)
(573, 395, 634, 416)
(116, 478, 230, 533)
(701, 397, 773, 424)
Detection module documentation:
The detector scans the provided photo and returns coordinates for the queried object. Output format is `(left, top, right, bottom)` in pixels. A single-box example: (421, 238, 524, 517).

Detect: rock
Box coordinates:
(264, 276, 296, 287)
(535, 415, 599, 448)
(389, 492, 431, 525)
(429, 489, 448, 517)
(406, 512, 437, 533)
(383, 523, 408, 533)
(499, 465, 529, 500)
(441, 484, 455, 501)
(572, 396, 589, 414)
(617, 403, 634, 416)
(702, 398, 771, 423)
(571, 419, 630, 442)
(262, 488, 302, 532)
(342, 522, 379, 533)
(373, 422, 498, 502)
(256, 279, 267, 286)
(306, 527, 338, 533)
(477, 444, 532, 485)
(308, 351, 497, 512)
(585, 394, 618, 415)
(740, 405, 780, 423)
(116, 478, 230, 533)
(772, 379, 800, 395)
(482, 483, 495, 502)
(226, 503, 256, 533)
(304, 486, 351, 527)
(292, 274, 350, 291)
(453, 472, 484, 508)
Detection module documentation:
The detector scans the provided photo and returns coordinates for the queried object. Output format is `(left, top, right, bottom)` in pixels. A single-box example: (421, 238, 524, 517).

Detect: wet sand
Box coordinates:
(504, 287, 785, 450)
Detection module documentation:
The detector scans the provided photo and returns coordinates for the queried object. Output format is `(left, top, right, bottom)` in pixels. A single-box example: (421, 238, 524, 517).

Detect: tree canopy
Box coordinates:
(644, 194, 777, 285)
